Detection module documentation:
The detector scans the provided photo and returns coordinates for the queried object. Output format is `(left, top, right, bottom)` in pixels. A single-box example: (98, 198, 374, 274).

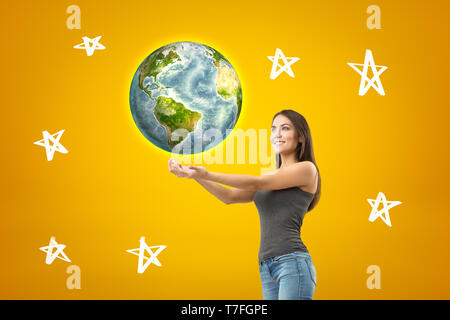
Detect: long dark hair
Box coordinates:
(272, 109, 321, 212)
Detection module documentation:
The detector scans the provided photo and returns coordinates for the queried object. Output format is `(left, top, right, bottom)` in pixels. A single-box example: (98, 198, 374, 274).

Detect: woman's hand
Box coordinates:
(187, 164, 208, 179)
(168, 158, 189, 178)
(168, 158, 208, 179)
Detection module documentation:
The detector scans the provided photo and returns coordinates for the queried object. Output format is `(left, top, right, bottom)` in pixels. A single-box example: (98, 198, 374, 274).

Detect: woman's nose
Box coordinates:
(271, 130, 281, 139)
(276, 129, 282, 137)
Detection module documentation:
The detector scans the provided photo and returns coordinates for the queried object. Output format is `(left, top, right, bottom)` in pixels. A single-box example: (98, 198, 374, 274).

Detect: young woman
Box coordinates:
(168, 109, 321, 300)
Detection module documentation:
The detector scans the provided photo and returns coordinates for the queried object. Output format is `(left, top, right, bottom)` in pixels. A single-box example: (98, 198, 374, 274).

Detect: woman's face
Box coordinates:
(270, 114, 301, 154)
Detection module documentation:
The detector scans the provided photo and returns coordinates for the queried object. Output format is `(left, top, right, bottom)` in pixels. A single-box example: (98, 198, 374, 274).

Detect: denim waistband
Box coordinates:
(259, 251, 310, 265)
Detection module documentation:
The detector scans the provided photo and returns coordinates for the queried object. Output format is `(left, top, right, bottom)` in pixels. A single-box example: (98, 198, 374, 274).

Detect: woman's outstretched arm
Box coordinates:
(168, 158, 232, 204)
(193, 178, 232, 205)
(195, 179, 256, 204)
(187, 161, 317, 191)
(168, 159, 255, 204)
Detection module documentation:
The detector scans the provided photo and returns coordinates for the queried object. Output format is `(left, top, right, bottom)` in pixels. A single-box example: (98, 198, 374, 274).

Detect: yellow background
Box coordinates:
(1, 0, 449, 299)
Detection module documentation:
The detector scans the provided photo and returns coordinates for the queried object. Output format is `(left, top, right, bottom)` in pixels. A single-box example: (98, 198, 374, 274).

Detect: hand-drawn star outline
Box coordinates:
(367, 192, 401, 227)
(39, 237, 71, 264)
(348, 49, 388, 96)
(126, 237, 166, 274)
(33, 129, 68, 161)
(267, 48, 300, 79)
(73, 36, 106, 56)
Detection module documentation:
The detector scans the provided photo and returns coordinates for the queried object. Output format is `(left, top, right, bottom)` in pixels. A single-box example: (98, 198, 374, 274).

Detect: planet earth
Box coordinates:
(129, 41, 242, 154)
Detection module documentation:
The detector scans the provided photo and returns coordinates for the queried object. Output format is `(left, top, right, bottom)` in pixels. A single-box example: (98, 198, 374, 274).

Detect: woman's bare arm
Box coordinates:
(229, 188, 257, 204)
(194, 161, 317, 191)
(194, 178, 232, 204)
(168, 158, 256, 204)
(169, 159, 234, 205)
(194, 179, 256, 204)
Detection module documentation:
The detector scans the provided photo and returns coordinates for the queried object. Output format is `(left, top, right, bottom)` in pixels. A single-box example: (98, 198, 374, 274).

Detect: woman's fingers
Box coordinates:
(168, 158, 195, 179)
(169, 160, 176, 172)
(168, 159, 181, 177)
(168, 158, 187, 178)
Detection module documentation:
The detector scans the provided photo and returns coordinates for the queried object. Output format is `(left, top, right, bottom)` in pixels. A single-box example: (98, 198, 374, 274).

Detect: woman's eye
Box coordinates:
(282, 127, 289, 130)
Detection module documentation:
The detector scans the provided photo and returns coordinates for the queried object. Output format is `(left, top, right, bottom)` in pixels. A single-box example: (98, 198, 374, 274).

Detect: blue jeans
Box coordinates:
(259, 251, 317, 300)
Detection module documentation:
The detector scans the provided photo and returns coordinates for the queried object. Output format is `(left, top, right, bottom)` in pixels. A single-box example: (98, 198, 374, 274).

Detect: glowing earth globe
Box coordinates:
(129, 41, 242, 154)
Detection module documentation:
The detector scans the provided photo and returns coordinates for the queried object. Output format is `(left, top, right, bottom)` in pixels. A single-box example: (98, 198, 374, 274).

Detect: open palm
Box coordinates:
(168, 159, 195, 178)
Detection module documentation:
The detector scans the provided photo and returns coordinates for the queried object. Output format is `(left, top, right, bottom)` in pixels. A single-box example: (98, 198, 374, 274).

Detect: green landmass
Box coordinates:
(236, 85, 242, 121)
(206, 46, 229, 68)
(210, 48, 228, 68)
(153, 96, 202, 148)
(138, 46, 181, 98)
(215, 64, 242, 119)
(223, 85, 242, 123)
(210, 48, 242, 124)
(217, 88, 232, 99)
(207, 48, 241, 111)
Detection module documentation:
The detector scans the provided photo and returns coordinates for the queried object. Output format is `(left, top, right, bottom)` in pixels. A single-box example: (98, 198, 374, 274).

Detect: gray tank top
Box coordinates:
(253, 187, 315, 264)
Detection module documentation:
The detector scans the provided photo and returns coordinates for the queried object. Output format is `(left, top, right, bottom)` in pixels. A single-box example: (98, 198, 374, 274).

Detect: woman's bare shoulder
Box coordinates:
(299, 160, 317, 171)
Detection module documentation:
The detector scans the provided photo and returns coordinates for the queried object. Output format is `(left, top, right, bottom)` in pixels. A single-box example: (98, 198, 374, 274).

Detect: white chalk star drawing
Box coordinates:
(39, 237, 71, 264)
(348, 49, 388, 96)
(33, 129, 68, 161)
(73, 36, 106, 56)
(267, 48, 300, 79)
(126, 237, 166, 274)
(367, 192, 402, 227)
